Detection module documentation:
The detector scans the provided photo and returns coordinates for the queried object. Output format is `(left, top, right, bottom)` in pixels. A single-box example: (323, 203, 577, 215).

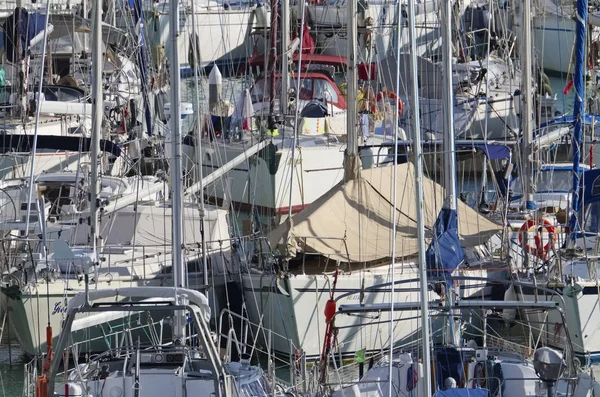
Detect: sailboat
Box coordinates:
(0, 7, 95, 180)
(506, 0, 600, 364)
(24, 0, 284, 394)
(138, 0, 270, 76)
(302, 0, 441, 60)
(0, 0, 235, 357)
(182, 0, 355, 219)
(0, 174, 233, 356)
(33, 286, 281, 397)
(184, 0, 433, 221)
(238, 0, 507, 361)
(513, 0, 600, 74)
(0, 1, 158, 183)
(322, 1, 600, 395)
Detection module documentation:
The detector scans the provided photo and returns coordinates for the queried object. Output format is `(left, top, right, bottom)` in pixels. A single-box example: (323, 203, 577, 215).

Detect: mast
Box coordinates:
(284, 0, 296, 219)
(132, 0, 153, 139)
(569, 0, 587, 235)
(346, 0, 358, 160)
(441, 0, 461, 347)
(280, 0, 289, 114)
(318, 0, 360, 383)
(267, 0, 279, 133)
(388, 0, 403, 391)
(18, 6, 27, 117)
(408, 0, 432, 393)
(520, 0, 535, 211)
(90, 0, 102, 275)
(24, 3, 51, 234)
(169, 0, 186, 341)
(442, 0, 457, 212)
(189, 0, 209, 290)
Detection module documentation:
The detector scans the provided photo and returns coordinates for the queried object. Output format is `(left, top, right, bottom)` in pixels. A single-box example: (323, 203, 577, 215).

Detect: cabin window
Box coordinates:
(50, 86, 85, 102)
(583, 201, 600, 233)
(314, 79, 338, 104)
(251, 77, 340, 105)
(40, 183, 76, 216)
(297, 78, 313, 100)
(592, 175, 600, 196)
(239, 376, 272, 397)
(535, 169, 571, 192)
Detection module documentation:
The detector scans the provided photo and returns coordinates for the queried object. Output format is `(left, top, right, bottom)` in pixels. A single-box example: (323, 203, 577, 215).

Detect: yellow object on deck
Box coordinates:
(300, 117, 326, 135)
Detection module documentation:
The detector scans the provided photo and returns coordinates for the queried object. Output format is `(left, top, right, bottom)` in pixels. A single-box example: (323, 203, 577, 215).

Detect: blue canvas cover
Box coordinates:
(469, 144, 510, 160)
(434, 348, 464, 389)
(581, 168, 600, 205)
(3, 8, 47, 63)
(539, 114, 600, 129)
(426, 208, 464, 281)
(573, 168, 600, 236)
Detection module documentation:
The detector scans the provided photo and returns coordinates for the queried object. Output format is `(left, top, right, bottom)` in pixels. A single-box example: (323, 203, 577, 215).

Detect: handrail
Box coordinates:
(48, 300, 226, 397)
(217, 308, 306, 391)
(323, 273, 577, 375)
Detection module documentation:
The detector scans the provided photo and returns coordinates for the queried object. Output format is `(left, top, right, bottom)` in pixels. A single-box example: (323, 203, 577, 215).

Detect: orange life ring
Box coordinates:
(518, 218, 557, 260)
(376, 90, 403, 116)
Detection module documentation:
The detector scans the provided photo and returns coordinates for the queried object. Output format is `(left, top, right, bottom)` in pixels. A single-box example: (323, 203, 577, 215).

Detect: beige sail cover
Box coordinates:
(268, 163, 501, 263)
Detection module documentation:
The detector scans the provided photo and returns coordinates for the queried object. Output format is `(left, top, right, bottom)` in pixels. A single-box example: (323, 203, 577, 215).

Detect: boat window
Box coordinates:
(591, 174, 600, 196)
(252, 78, 312, 101)
(239, 376, 272, 397)
(252, 77, 336, 103)
(535, 169, 572, 192)
(45, 86, 85, 102)
(314, 79, 338, 103)
(54, 88, 81, 102)
(297, 78, 313, 100)
(583, 201, 600, 233)
(40, 183, 79, 216)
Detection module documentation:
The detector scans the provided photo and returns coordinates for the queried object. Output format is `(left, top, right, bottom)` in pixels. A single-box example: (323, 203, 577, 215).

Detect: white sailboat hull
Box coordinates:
(532, 16, 577, 75)
(514, 12, 600, 74)
(399, 94, 519, 141)
(0, 116, 92, 179)
(516, 283, 600, 362)
(144, 0, 267, 74)
(4, 270, 233, 356)
(186, 137, 346, 217)
(307, 1, 441, 60)
(1, 203, 234, 356)
(3, 280, 160, 356)
(241, 265, 500, 360)
(0, 151, 88, 181)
